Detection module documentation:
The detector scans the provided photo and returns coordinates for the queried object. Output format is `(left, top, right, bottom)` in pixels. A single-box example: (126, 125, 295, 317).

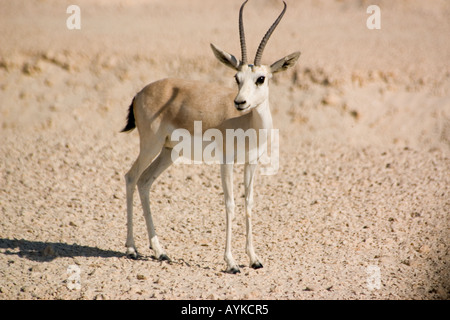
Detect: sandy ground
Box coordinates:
(0, 0, 449, 300)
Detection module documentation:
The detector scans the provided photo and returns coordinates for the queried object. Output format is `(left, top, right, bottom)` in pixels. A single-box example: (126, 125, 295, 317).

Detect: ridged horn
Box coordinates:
(239, 0, 249, 65)
(254, 1, 287, 66)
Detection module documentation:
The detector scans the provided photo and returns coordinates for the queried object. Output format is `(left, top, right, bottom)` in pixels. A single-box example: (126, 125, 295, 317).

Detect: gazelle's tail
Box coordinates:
(121, 97, 136, 132)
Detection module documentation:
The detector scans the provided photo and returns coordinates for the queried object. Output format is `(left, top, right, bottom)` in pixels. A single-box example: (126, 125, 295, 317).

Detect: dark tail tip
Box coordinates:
(121, 97, 136, 132)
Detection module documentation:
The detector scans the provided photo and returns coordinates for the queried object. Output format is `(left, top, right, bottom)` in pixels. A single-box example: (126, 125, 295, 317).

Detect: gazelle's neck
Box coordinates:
(252, 99, 272, 131)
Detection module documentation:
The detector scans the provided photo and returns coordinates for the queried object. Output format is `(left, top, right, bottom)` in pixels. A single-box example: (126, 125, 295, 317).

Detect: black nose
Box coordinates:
(234, 100, 246, 106)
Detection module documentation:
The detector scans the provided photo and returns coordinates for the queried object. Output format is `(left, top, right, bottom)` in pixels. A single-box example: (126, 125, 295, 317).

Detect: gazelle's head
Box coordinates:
(211, 0, 300, 112)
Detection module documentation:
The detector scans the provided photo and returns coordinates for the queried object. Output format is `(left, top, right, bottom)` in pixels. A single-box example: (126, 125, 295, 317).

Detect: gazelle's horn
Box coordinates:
(239, 0, 249, 65)
(254, 1, 287, 66)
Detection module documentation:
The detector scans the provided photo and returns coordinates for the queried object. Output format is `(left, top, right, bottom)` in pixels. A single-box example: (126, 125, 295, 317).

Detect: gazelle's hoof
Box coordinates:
(227, 266, 241, 274)
(251, 261, 263, 269)
(126, 247, 138, 260)
(158, 253, 171, 262)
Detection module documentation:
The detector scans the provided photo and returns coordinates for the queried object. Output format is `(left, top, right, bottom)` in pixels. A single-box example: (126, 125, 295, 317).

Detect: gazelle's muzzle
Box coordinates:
(234, 99, 248, 111)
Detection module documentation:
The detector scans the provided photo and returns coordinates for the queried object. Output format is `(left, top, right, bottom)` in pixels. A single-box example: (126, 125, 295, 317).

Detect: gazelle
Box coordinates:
(121, 0, 300, 273)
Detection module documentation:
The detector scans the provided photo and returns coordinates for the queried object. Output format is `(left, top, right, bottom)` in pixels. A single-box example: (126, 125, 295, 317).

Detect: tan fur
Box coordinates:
(134, 78, 247, 136)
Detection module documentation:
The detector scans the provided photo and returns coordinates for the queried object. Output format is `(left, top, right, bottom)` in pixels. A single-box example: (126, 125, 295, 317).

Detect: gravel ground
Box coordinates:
(0, 0, 449, 300)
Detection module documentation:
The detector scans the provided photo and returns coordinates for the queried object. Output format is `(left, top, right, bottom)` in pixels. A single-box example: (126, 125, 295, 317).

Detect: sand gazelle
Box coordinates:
(121, 0, 300, 274)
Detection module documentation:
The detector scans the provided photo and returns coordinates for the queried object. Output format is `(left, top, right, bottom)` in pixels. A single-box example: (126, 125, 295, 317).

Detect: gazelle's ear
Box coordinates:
(210, 43, 241, 71)
(270, 51, 301, 74)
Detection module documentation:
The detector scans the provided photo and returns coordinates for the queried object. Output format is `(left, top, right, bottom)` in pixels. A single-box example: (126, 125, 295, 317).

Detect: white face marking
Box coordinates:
(234, 65, 272, 111)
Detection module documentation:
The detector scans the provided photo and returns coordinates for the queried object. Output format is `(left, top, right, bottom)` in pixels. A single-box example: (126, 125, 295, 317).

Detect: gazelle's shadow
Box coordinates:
(0, 238, 125, 262)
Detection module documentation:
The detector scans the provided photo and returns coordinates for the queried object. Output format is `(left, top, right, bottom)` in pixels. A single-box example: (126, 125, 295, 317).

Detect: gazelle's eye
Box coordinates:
(234, 75, 240, 85)
(255, 76, 265, 86)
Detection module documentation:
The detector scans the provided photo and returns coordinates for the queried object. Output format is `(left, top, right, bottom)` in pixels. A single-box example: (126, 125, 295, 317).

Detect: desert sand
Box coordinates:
(0, 0, 449, 300)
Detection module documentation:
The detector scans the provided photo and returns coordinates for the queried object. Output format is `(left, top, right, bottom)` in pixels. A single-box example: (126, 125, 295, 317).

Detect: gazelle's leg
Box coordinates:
(125, 171, 137, 258)
(220, 163, 239, 273)
(244, 163, 263, 269)
(124, 142, 163, 259)
(137, 147, 174, 261)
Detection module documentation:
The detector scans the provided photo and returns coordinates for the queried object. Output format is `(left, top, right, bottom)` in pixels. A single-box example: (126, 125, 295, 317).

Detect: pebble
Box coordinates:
(42, 245, 56, 257)
(322, 92, 341, 106)
(207, 293, 217, 300)
(418, 245, 431, 254)
(137, 274, 147, 280)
